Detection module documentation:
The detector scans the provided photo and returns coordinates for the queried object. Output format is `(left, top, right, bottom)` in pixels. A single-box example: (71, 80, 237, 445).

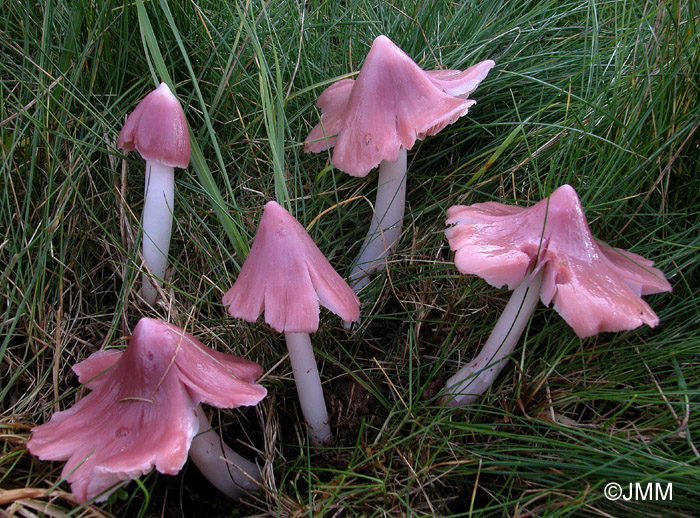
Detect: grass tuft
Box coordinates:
(2, 0, 698, 516)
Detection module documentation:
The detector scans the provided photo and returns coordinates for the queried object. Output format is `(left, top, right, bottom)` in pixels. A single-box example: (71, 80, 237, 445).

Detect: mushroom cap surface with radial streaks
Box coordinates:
(27, 318, 266, 503)
(222, 201, 360, 333)
(445, 184, 672, 337)
(117, 82, 191, 168)
(304, 35, 495, 177)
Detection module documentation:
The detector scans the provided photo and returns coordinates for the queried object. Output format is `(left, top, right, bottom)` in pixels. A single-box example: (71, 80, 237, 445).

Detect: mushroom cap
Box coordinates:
(304, 35, 495, 177)
(445, 184, 672, 337)
(117, 82, 191, 168)
(222, 201, 360, 333)
(26, 318, 266, 503)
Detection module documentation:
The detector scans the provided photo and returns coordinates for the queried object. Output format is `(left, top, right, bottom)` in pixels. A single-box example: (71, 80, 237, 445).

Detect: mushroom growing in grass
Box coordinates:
(305, 35, 494, 296)
(222, 201, 360, 446)
(440, 184, 672, 406)
(27, 318, 266, 502)
(118, 83, 191, 304)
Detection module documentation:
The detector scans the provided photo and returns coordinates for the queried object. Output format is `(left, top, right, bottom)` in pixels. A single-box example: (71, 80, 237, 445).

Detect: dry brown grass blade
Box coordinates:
(0, 489, 114, 518)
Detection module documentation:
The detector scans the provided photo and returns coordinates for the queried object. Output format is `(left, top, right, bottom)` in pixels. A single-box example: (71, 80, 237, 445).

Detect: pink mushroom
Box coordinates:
(27, 318, 266, 502)
(118, 83, 191, 304)
(305, 35, 495, 296)
(441, 184, 672, 406)
(222, 201, 360, 446)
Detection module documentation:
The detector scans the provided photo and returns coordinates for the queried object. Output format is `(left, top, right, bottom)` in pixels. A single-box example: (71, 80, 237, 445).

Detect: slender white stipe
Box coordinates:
(285, 332, 331, 445)
(441, 269, 544, 406)
(140, 160, 175, 304)
(189, 408, 262, 499)
(349, 147, 408, 294)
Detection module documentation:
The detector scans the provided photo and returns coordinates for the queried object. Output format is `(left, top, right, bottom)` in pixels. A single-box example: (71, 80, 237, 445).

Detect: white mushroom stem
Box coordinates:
(349, 147, 408, 294)
(189, 407, 262, 499)
(284, 332, 331, 446)
(140, 160, 175, 304)
(441, 269, 544, 407)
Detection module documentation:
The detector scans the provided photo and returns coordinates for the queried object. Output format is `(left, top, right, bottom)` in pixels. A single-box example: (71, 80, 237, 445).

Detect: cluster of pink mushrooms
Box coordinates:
(26, 35, 671, 505)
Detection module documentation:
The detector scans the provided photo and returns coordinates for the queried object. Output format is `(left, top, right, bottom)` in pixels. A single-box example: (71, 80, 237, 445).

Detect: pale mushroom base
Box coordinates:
(140, 160, 175, 304)
(285, 332, 332, 445)
(189, 408, 262, 499)
(349, 147, 408, 294)
(440, 269, 544, 407)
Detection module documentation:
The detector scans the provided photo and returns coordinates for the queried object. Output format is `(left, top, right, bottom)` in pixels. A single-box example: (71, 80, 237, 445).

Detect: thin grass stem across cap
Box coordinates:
(26, 318, 266, 503)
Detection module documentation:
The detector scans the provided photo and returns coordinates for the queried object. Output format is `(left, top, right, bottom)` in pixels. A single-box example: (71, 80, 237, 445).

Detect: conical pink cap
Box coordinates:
(26, 318, 266, 503)
(445, 185, 672, 337)
(222, 201, 360, 333)
(117, 83, 191, 168)
(305, 35, 495, 177)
